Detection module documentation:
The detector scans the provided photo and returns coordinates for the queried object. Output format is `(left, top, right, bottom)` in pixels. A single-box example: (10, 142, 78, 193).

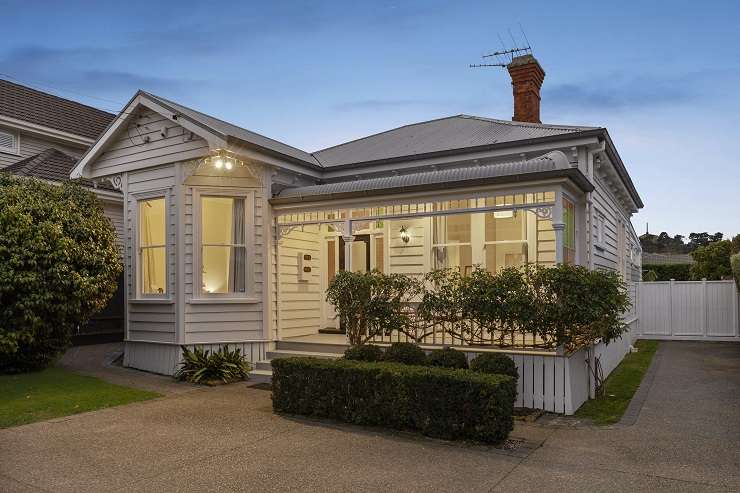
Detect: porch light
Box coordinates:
(214, 158, 224, 169)
(399, 226, 410, 244)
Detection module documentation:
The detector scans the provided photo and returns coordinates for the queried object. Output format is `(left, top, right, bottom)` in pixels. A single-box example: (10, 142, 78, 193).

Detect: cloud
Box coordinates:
(544, 70, 738, 111)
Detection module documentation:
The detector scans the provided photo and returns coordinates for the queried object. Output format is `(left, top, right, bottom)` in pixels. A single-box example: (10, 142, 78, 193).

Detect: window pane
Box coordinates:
(374, 236, 384, 273)
(141, 247, 166, 294)
(485, 210, 526, 242)
(563, 198, 576, 264)
(433, 214, 471, 244)
(433, 245, 473, 274)
(485, 243, 528, 272)
(140, 198, 166, 247)
(202, 246, 247, 294)
(202, 197, 246, 245)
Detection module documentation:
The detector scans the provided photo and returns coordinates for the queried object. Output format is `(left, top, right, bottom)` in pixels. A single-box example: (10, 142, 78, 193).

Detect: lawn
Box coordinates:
(0, 367, 160, 428)
(575, 340, 659, 425)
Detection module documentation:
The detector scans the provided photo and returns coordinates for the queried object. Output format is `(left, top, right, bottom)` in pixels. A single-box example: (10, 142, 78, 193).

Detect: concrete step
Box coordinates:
(247, 368, 273, 384)
(254, 360, 273, 371)
(275, 340, 349, 354)
(266, 349, 342, 361)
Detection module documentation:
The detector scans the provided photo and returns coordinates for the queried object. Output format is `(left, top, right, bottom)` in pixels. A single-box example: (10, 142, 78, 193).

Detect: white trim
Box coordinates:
(187, 297, 261, 304)
(0, 126, 20, 155)
(0, 115, 93, 148)
(192, 187, 256, 299)
(132, 190, 171, 299)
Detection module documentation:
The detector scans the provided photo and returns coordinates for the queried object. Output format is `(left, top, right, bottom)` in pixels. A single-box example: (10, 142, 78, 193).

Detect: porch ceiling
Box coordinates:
(271, 150, 593, 204)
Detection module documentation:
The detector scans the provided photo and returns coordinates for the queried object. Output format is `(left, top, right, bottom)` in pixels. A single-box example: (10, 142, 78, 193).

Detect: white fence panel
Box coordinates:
(638, 280, 739, 340)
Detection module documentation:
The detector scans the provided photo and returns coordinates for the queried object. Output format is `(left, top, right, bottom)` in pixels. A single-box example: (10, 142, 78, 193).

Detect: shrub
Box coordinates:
(691, 240, 733, 280)
(427, 347, 468, 369)
(470, 353, 518, 381)
(343, 344, 384, 362)
(642, 270, 659, 282)
(731, 253, 740, 288)
(271, 357, 515, 443)
(384, 342, 427, 366)
(326, 270, 420, 346)
(0, 175, 122, 373)
(175, 345, 251, 384)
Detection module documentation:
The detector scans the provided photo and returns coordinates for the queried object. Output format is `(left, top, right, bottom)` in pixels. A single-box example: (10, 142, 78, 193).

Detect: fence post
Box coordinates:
(588, 344, 596, 399)
(669, 279, 675, 337)
(702, 278, 707, 337)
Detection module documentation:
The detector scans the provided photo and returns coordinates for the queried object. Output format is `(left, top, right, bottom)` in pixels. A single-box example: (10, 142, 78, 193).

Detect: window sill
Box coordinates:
(130, 298, 175, 304)
(188, 297, 261, 305)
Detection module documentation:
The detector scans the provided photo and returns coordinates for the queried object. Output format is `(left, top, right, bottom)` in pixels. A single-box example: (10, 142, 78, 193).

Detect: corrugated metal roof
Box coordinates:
(275, 150, 576, 201)
(0, 79, 115, 139)
(3, 148, 118, 191)
(312, 115, 596, 167)
(142, 92, 321, 167)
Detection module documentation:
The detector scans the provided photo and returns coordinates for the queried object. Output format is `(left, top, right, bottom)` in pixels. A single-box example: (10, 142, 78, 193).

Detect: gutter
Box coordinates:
(270, 168, 594, 205)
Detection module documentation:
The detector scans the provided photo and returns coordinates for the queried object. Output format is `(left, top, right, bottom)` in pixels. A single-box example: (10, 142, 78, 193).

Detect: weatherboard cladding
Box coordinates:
(0, 79, 115, 139)
(275, 150, 574, 200)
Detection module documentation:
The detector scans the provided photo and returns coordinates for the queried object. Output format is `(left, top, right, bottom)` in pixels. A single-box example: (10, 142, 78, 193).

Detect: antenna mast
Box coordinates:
(470, 27, 533, 69)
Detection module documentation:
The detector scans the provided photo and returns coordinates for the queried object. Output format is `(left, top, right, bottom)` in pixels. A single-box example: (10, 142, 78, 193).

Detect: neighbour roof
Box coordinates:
(141, 92, 321, 167)
(0, 79, 115, 139)
(3, 148, 118, 192)
(312, 115, 597, 167)
(273, 150, 592, 203)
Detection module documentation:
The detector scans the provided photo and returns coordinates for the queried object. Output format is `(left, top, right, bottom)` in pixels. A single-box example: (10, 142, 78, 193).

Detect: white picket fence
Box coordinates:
(638, 280, 740, 340)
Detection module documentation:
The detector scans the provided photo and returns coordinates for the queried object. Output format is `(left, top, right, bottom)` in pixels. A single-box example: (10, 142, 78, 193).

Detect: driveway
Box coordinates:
(1, 341, 739, 492)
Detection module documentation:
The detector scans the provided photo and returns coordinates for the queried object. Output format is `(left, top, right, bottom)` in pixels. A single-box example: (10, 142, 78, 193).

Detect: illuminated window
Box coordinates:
(432, 214, 473, 274)
(201, 196, 247, 295)
(139, 198, 167, 295)
(484, 210, 529, 272)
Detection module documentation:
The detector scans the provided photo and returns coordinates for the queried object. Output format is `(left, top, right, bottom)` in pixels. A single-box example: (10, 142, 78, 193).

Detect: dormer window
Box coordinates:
(0, 128, 19, 155)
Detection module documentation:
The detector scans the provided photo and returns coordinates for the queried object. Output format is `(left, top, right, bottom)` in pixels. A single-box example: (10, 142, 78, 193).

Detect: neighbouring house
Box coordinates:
(70, 55, 644, 384)
(0, 79, 123, 341)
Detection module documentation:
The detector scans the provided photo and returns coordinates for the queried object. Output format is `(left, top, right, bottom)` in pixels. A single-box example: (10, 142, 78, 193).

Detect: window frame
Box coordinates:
(0, 127, 20, 155)
(134, 192, 170, 300)
(193, 188, 255, 301)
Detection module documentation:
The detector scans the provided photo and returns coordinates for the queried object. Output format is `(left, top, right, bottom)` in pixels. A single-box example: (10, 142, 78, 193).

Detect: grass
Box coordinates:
(575, 340, 659, 425)
(0, 367, 160, 428)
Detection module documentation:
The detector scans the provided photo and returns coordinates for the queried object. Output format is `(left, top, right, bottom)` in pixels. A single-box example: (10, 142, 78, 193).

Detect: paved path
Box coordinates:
(1, 341, 739, 492)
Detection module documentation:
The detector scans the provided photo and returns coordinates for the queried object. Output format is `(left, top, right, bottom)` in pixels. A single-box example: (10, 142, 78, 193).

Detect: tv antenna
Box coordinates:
(469, 26, 533, 69)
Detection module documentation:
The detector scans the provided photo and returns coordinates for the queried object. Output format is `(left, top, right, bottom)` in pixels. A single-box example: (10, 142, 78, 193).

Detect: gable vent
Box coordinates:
(0, 129, 18, 154)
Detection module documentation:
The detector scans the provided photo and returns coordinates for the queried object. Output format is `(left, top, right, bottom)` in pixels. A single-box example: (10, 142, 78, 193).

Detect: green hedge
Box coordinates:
(642, 263, 691, 281)
(272, 357, 515, 443)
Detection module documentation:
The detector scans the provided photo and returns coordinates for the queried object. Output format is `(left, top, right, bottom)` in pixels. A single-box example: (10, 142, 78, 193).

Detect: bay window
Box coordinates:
(200, 196, 247, 295)
(138, 197, 167, 296)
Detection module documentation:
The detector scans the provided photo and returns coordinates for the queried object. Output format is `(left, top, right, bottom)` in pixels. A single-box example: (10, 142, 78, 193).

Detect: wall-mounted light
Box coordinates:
(399, 226, 410, 244)
(206, 150, 243, 172)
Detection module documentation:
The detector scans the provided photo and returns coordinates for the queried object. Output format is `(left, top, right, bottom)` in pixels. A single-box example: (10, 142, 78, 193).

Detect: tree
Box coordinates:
(688, 232, 723, 252)
(731, 234, 740, 255)
(690, 240, 733, 280)
(0, 175, 122, 372)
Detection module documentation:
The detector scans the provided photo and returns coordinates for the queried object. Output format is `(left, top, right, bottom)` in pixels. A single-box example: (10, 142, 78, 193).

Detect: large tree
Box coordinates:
(690, 240, 733, 280)
(0, 175, 122, 372)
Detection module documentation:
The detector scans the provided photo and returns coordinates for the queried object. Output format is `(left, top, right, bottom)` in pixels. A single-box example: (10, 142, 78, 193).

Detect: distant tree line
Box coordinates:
(639, 231, 728, 254)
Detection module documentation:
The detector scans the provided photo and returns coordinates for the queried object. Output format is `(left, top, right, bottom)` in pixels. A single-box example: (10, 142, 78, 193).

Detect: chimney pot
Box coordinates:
(507, 54, 545, 124)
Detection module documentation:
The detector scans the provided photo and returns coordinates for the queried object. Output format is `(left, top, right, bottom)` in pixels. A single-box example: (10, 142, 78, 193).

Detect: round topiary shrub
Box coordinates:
(427, 347, 468, 369)
(0, 175, 122, 373)
(343, 344, 384, 362)
(384, 342, 427, 366)
(470, 353, 518, 380)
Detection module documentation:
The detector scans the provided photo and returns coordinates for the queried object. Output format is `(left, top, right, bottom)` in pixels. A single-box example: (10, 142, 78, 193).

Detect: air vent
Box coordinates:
(0, 129, 18, 154)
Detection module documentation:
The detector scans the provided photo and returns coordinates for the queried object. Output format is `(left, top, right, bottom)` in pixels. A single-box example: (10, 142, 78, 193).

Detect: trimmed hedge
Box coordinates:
(642, 263, 691, 281)
(343, 344, 384, 362)
(272, 357, 515, 443)
(384, 342, 427, 366)
(470, 353, 519, 381)
(428, 347, 468, 369)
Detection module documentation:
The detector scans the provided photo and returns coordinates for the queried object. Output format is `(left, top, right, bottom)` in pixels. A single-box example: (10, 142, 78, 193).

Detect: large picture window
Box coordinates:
(432, 214, 473, 274)
(139, 197, 167, 295)
(201, 196, 247, 295)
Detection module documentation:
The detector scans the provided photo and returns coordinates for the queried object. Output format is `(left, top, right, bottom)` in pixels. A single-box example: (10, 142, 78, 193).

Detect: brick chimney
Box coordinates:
(507, 54, 545, 124)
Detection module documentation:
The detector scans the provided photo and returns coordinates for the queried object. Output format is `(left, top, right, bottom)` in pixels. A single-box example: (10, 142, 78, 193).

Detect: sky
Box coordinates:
(1, 0, 739, 238)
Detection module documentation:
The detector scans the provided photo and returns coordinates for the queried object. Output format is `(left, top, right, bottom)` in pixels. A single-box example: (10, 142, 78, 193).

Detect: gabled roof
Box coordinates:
(0, 79, 115, 139)
(273, 150, 593, 203)
(312, 115, 597, 167)
(3, 148, 118, 192)
(141, 92, 321, 167)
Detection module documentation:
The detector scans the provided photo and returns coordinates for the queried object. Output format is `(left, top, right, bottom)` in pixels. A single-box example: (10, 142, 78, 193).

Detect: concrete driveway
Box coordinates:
(1, 341, 739, 492)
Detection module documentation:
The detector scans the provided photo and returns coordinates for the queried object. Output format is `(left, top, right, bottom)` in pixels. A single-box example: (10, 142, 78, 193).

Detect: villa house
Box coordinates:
(70, 55, 643, 379)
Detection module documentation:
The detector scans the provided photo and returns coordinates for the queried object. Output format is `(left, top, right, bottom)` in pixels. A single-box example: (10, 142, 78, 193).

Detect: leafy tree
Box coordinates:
(731, 253, 740, 288)
(688, 232, 723, 251)
(0, 175, 122, 372)
(731, 234, 740, 255)
(690, 240, 733, 280)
